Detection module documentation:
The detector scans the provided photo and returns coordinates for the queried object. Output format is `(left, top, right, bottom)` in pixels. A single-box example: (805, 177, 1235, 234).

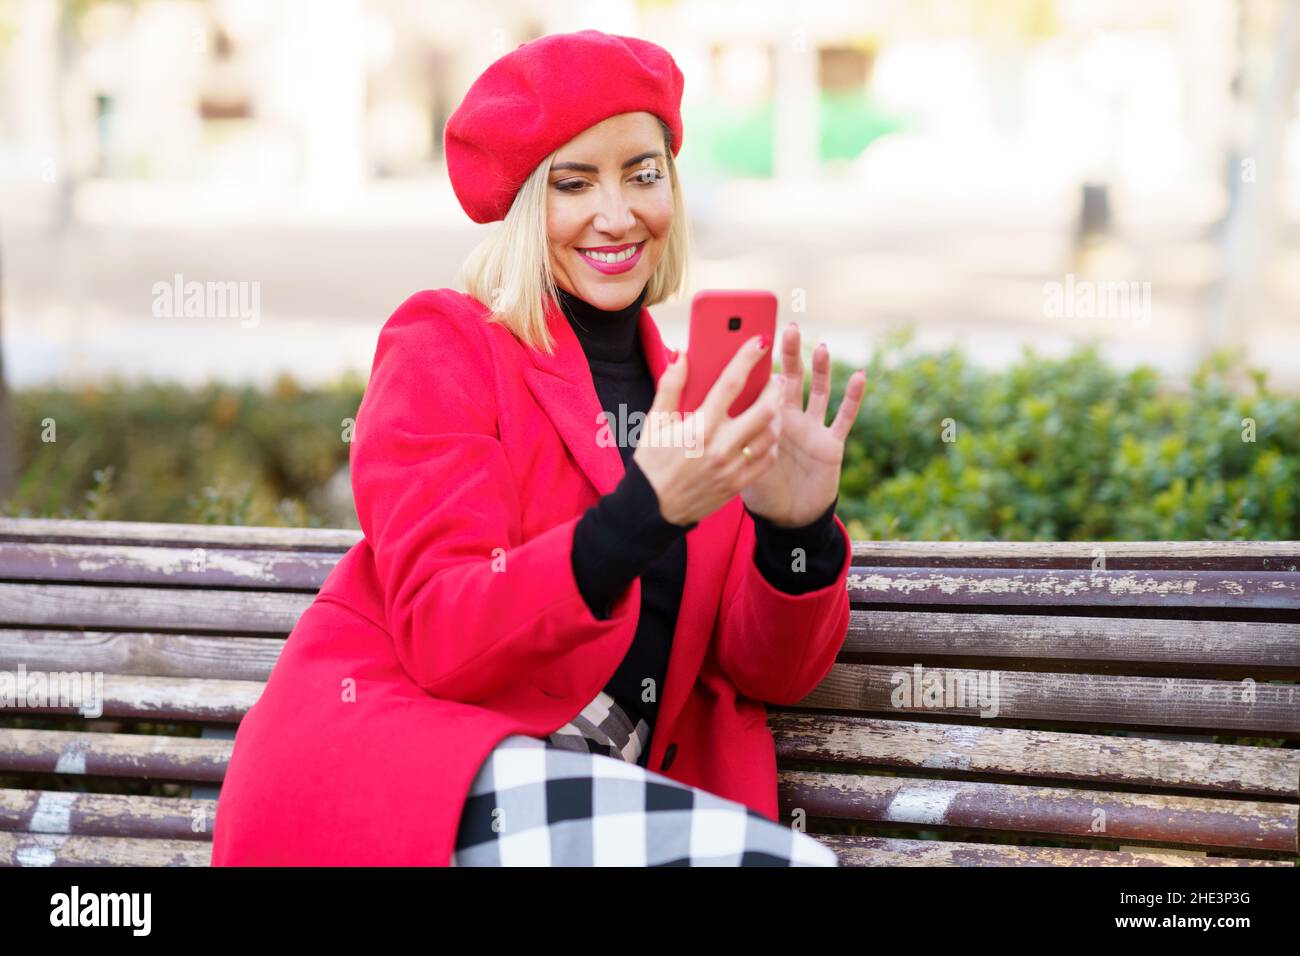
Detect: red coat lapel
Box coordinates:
(520, 293, 680, 498)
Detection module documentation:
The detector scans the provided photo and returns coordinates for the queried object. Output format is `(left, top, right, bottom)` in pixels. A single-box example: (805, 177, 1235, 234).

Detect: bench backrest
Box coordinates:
(0, 519, 1296, 866)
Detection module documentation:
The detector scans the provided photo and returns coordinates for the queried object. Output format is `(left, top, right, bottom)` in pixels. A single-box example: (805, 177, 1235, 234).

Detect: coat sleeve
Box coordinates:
(350, 289, 639, 703)
(713, 505, 852, 706)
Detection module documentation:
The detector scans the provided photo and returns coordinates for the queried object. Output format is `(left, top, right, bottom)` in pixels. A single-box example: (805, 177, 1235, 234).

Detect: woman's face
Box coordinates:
(546, 111, 674, 311)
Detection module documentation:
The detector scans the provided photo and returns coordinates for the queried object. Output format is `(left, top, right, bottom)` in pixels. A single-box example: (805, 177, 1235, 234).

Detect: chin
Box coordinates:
(572, 273, 645, 308)
(581, 292, 625, 311)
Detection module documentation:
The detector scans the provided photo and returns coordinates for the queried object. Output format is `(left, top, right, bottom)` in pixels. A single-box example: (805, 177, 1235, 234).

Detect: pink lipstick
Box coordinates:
(576, 240, 645, 276)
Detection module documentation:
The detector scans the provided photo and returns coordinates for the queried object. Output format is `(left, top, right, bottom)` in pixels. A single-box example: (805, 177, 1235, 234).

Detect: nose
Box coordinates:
(592, 181, 635, 237)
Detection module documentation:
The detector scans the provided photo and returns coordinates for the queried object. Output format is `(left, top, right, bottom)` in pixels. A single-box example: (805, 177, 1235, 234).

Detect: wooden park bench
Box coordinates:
(0, 517, 1296, 866)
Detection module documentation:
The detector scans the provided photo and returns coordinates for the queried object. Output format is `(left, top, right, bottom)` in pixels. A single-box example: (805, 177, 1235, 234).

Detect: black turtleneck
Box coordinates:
(556, 282, 647, 362)
(558, 281, 846, 766)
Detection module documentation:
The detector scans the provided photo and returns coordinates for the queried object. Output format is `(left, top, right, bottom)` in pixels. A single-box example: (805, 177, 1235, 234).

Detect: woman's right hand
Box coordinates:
(633, 334, 782, 527)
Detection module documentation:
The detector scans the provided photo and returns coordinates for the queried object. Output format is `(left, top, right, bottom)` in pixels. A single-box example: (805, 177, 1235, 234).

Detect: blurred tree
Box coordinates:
(1208, 0, 1300, 356)
(0, 0, 147, 501)
(0, 237, 12, 501)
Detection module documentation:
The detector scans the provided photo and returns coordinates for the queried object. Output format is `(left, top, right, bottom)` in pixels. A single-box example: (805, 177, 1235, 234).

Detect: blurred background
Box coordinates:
(1, 0, 1298, 539)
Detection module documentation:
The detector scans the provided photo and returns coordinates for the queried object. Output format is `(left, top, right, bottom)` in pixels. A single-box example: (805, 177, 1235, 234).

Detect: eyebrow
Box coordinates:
(550, 150, 664, 174)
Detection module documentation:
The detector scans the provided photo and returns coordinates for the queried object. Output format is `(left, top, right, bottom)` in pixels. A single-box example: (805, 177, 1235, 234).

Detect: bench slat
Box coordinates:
(3, 718, 1289, 799)
(4, 830, 1284, 867)
(5, 663, 1295, 737)
(803, 664, 1300, 737)
(847, 610, 1300, 672)
(851, 541, 1300, 572)
(0, 729, 230, 782)
(781, 771, 1299, 853)
(814, 834, 1293, 866)
(4, 613, 1295, 686)
(8, 521, 1298, 567)
(769, 713, 1300, 798)
(0, 629, 281, 681)
(849, 567, 1300, 609)
(0, 788, 214, 841)
(0, 583, 310, 633)
(0, 518, 360, 552)
(0, 543, 340, 590)
(0, 674, 262, 723)
(0, 831, 211, 866)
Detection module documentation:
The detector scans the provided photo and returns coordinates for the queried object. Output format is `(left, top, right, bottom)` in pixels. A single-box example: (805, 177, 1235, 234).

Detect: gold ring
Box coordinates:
(741, 445, 753, 462)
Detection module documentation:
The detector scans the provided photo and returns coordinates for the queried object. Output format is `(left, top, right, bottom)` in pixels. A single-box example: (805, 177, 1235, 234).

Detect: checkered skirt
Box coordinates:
(542, 689, 651, 765)
(450, 691, 839, 867)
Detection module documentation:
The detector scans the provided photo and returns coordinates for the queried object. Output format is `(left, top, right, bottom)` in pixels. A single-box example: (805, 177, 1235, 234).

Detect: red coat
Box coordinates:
(210, 288, 852, 866)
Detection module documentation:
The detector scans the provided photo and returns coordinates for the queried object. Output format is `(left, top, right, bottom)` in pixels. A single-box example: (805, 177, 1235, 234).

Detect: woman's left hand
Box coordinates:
(740, 323, 866, 528)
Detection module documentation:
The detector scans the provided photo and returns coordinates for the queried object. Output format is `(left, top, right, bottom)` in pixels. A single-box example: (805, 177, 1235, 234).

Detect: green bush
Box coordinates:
(832, 332, 1298, 541)
(6, 372, 365, 527)
(4, 337, 1297, 540)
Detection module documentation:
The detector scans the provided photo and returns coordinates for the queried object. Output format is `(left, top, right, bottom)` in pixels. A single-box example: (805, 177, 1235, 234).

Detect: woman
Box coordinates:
(211, 29, 865, 867)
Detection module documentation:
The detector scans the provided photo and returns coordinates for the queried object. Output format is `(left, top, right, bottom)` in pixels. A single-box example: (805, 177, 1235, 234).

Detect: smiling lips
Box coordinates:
(577, 240, 645, 274)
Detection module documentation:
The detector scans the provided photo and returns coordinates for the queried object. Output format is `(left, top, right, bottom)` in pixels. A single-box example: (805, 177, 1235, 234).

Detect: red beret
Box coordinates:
(444, 29, 685, 224)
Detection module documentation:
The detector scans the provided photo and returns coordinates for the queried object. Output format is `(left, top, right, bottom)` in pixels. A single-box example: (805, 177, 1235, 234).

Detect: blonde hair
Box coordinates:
(459, 117, 691, 355)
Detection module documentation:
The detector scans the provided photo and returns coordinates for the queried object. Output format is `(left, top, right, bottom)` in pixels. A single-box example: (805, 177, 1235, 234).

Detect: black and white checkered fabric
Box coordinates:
(543, 689, 651, 765)
(450, 729, 840, 867)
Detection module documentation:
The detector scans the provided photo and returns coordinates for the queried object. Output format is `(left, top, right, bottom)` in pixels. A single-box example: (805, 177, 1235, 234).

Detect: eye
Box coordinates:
(552, 169, 664, 192)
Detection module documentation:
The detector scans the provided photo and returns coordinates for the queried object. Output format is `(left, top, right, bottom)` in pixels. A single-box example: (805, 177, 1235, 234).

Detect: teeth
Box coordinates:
(581, 243, 640, 264)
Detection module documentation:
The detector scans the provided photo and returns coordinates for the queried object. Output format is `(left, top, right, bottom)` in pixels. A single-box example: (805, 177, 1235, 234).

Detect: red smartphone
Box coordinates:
(678, 290, 777, 417)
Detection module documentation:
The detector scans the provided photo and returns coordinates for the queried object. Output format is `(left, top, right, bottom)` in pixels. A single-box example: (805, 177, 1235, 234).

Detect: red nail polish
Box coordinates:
(758, 334, 770, 351)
